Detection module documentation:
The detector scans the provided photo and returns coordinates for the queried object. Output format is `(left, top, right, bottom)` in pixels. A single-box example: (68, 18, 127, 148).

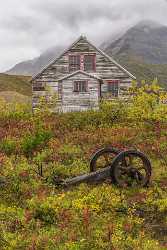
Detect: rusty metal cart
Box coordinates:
(54, 147, 152, 188)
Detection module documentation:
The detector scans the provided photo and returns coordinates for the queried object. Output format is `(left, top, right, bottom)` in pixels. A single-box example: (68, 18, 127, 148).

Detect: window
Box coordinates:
(69, 54, 96, 73)
(108, 80, 119, 97)
(84, 55, 96, 72)
(33, 82, 45, 91)
(74, 81, 87, 93)
(69, 55, 80, 72)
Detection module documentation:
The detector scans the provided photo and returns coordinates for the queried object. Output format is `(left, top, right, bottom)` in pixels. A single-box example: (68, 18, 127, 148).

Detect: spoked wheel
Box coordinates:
(111, 150, 152, 188)
(90, 147, 120, 172)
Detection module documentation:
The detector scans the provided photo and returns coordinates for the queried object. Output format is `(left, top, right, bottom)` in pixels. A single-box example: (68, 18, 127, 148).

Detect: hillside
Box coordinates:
(6, 45, 64, 76)
(0, 91, 31, 104)
(104, 20, 167, 87)
(114, 56, 167, 87)
(0, 73, 31, 96)
(105, 20, 167, 64)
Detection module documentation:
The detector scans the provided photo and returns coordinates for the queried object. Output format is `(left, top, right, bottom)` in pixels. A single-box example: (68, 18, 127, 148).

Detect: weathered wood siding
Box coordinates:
(60, 73, 100, 112)
(32, 37, 133, 109)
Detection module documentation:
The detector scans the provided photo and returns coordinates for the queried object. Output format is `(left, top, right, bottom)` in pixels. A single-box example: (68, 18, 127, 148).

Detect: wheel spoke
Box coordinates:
(112, 151, 152, 187)
(122, 157, 129, 168)
(118, 166, 128, 171)
(137, 166, 146, 171)
(134, 172, 144, 183)
(103, 154, 110, 164)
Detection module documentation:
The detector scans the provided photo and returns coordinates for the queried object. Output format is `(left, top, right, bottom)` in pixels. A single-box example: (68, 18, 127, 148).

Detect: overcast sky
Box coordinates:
(0, 0, 167, 72)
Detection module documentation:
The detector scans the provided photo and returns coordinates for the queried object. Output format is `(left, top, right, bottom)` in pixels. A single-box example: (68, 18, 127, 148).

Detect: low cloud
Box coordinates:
(0, 0, 167, 71)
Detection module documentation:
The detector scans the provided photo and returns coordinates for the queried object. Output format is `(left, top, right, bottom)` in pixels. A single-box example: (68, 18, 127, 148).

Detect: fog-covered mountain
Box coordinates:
(6, 20, 167, 79)
(105, 20, 167, 64)
(6, 45, 64, 76)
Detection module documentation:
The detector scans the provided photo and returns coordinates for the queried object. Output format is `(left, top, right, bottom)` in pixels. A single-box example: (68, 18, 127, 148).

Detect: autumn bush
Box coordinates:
(0, 83, 167, 249)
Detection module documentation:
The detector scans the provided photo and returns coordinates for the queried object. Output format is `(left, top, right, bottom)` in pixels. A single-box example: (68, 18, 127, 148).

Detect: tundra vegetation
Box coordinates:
(0, 82, 167, 250)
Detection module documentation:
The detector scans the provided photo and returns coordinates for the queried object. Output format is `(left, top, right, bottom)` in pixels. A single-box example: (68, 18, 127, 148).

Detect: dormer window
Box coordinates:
(84, 55, 96, 72)
(69, 55, 80, 72)
(69, 54, 96, 73)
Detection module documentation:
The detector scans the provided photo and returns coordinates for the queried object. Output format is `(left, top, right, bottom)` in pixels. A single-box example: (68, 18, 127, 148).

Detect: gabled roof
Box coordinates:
(32, 35, 136, 81)
(84, 37, 136, 80)
(58, 70, 103, 82)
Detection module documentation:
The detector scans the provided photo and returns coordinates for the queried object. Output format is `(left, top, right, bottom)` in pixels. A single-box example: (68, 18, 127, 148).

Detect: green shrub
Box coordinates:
(34, 206, 57, 225)
(21, 130, 53, 156)
(58, 144, 83, 165)
(0, 98, 31, 120)
(0, 138, 16, 155)
(58, 100, 127, 130)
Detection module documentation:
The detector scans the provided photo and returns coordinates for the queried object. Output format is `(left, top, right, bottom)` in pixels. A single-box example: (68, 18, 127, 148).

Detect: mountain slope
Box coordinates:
(104, 20, 167, 87)
(0, 74, 31, 96)
(113, 55, 167, 87)
(6, 45, 64, 76)
(105, 20, 167, 64)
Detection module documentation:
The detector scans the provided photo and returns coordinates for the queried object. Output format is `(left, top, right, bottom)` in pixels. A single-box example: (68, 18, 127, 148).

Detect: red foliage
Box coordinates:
(107, 223, 114, 242)
(19, 170, 29, 180)
(0, 153, 6, 165)
(58, 209, 72, 230)
(159, 178, 167, 188)
(36, 185, 50, 200)
(28, 235, 37, 250)
(128, 192, 147, 204)
(83, 207, 91, 236)
(25, 209, 33, 224)
(123, 222, 133, 233)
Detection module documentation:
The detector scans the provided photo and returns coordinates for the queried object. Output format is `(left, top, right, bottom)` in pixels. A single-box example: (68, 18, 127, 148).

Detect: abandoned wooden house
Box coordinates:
(32, 36, 136, 112)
